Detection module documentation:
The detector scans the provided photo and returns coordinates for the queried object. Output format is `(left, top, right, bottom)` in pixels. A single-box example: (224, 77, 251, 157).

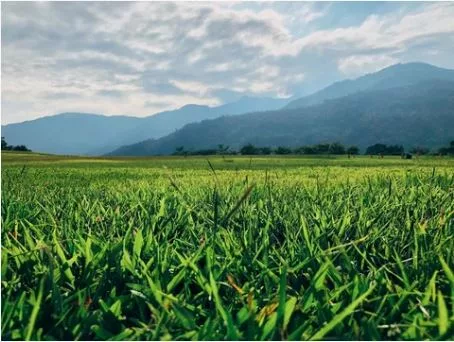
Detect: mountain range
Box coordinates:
(109, 62, 454, 155)
(109, 79, 454, 155)
(1, 96, 289, 155)
(2, 62, 454, 156)
(285, 62, 454, 109)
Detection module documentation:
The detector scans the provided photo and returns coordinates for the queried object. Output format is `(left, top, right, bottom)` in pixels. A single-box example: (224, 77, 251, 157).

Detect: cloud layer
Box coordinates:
(2, 1, 454, 123)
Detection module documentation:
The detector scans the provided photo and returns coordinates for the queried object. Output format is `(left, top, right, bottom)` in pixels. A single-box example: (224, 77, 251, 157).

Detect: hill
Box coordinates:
(109, 80, 454, 155)
(1, 96, 288, 155)
(2, 113, 143, 156)
(4, 62, 453, 156)
(285, 62, 454, 109)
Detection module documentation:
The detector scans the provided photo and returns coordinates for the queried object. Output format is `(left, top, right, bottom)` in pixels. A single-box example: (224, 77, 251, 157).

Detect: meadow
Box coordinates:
(1, 151, 454, 340)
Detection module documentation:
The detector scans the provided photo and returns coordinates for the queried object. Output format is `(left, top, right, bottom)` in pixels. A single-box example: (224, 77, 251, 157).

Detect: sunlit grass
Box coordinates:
(1, 153, 454, 340)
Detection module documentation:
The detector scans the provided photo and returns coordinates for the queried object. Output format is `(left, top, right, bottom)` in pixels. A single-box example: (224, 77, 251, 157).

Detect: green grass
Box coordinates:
(2, 152, 454, 340)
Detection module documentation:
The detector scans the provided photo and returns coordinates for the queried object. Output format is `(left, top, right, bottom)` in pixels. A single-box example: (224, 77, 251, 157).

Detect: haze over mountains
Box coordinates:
(285, 62, 454, 109)
(110, 79, 454, 155)
(109, 62, 454, 155)
(1, 96, 289, 155)
(3, 62, 454, 156)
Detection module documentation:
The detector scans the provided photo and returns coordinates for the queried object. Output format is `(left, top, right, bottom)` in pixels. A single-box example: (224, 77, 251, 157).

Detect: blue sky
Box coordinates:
(2, 1, 454, 124)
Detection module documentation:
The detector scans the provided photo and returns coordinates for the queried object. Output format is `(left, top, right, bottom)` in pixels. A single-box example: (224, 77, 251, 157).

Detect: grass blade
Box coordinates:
(310, 281, 376, 340)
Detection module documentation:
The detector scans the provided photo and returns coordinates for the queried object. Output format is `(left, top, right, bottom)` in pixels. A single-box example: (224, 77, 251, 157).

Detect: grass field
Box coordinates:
(1, 151, 454, 340)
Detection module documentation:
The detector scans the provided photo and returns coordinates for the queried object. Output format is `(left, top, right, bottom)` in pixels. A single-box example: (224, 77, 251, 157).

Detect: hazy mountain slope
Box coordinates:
(217, 96, 289, 115)
(1, 113, 143, 156)
(285, 62, 454, 109)
(123, 97, 289, 145)
(2, 96, 289, 155)
(3, 62, 452, 156)
(109, 80, 454, 156)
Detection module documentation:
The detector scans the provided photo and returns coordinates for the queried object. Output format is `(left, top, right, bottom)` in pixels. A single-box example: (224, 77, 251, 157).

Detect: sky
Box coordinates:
(2, 1, 454, 124)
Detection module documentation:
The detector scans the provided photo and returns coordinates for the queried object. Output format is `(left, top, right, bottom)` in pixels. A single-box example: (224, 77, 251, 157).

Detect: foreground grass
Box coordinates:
(1, 153, 454, 340)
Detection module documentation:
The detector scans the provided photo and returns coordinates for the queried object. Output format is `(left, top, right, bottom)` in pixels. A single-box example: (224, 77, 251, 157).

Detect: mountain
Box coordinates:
(217, 95, 290, 115)
(1, 113, 143, 156)
(4, 62, 453, 156)
(122, 96, 289, 152)
(1, 96, 289, 155)
(109, 80, 454, 156)
(285, 62, 454, 109)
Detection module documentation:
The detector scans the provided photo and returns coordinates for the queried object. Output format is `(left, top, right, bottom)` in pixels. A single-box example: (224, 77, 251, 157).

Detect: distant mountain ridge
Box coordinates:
(285, 62, 454, 109)
(1, 96, 289, 155)
(3, 62, 454, 156)
(109, 79, 454, 156)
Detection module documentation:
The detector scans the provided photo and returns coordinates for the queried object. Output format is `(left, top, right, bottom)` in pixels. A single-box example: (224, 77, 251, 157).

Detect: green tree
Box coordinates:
(302, 146, 316, 155)
(12, 145, 31, 152)
(240, 144, 258, 155)
(328, 142, 346, 155)
(438, 140, 454, 155)
(410, 146, 429, 155)
(173, 146, 185, 155)
(217, 144, 230, 155)
(1, 137, 30, 151)
(275, 146, 292, 155)
(314, 144, 330, 154)
(1, 137, 9, 150)
(346, 146, 359, 155)
(366, 144, 403, 155)
(258, 147, 272, 155)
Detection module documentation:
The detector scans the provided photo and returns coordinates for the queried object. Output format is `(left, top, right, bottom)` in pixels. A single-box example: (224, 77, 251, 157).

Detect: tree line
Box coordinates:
(239, 143, 360, 156)
(438, 141, 454, 155)
(174, 141, 454, 156)
(1, 137, 31, 152)
(172, 143, 359, 156)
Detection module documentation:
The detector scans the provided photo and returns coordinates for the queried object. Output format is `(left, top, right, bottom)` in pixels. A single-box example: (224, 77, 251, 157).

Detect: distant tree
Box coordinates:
(387, 145, 405, 155)
(292, 143, 347, 155)
(314, 144, 330, 154)
(366, 144, 403, 155)
(438, 140, 454, 155)
(302, 146, 316, 155)
(240, 144, 258, 155)
(1, 137, 9, 150)
(293, 147, 303, 154)
(1, 137, 30, 152)
(275, 146, 292, 155)
(173, 146, 185, 155)
(258, 147, 272, 155)
(12, 145, 31, 152)
(191, 149, 217, 155)
(328, 142, 346, 155)
(366, 144, 387, 155)
(402, 153, 413, 159)
(438, 147, 448, 155)
(346, 146, 360, 155)
(217, 144, 230, 155)
(410, 146, 430, 155)
(293, 146, 318, 154)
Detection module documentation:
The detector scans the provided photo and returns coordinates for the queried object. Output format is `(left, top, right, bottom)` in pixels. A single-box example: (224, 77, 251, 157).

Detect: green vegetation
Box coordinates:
(174, 141, 453, 157)
(366, 144, 404, 156)
(1, 152, 454, 340)
(109, 80, 454, 156)
(1, 137, 31, 152)
(176, 143, 360, 156)
(439, 141, 454, 156)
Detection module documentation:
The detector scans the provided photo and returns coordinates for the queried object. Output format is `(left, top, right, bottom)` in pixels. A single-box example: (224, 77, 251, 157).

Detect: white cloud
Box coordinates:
(1, 2, 454, 124)
(294, 3, 454, 53)
(338, 55, 398, 77)
(170, 80, 210, 96)
(206, 62, 234, 72)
